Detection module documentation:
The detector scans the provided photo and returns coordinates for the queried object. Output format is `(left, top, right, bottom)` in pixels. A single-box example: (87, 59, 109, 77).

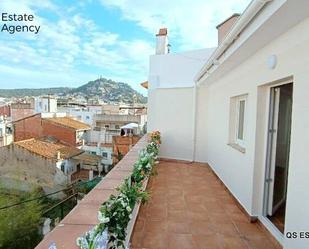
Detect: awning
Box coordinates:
(121, 123, 139, 129)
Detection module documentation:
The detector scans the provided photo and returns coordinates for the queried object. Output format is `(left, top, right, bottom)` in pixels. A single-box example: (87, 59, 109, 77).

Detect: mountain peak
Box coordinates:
(0, 78, 147, 104)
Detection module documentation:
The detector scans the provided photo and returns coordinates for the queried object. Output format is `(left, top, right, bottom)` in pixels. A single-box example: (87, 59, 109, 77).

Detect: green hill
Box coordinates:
(0, 78, 147, 104)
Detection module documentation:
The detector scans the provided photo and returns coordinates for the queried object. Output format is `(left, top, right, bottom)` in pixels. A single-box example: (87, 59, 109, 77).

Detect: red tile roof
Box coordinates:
(44, 117, 90, 130)
(15, 138, 82, 160)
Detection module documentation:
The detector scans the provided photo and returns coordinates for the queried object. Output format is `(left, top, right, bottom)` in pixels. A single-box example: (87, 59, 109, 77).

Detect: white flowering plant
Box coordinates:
(146, 142, 160, 158)
(76, 132, 161, 249)
(76, 227, 109, 249)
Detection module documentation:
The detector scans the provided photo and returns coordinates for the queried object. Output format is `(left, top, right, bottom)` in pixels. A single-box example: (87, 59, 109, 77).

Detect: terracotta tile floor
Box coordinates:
(130, 160, 282, 249)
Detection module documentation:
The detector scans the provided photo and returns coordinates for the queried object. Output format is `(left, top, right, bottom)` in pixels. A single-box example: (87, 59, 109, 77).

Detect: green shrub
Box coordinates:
(0, 189, 44, 249)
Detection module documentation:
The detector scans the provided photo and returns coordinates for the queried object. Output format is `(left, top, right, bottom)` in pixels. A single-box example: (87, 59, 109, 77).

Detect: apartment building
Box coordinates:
(94, 113, 145, 131)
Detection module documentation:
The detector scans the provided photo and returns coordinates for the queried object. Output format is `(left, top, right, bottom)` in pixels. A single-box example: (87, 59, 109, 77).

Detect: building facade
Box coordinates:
(147, 1, 309, 248)
(13, 114, 90, 147)
(0, 138, 102, 194)
(0, 115, 13, 147)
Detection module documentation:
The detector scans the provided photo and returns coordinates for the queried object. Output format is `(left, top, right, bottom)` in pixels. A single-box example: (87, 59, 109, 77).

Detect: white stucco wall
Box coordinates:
(34, 97, 57, 113)
(148, 87, 194, 161)
(67, 109, 94, 126)
(149, 48, 215, 89)
(196, 17, 309, 249)
(82, 145, 113, 166)
(148, 48, 214, 161)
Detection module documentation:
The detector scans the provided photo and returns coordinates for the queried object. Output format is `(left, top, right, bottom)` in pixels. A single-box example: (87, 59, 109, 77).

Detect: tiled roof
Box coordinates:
(15, 138, 82, 160)
(44, 117, 90, 130)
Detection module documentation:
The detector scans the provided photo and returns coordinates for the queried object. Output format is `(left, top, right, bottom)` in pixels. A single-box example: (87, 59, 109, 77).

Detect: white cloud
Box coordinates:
(0, 0, 250, 95)
(100, 0, 250, 50)
(0, 0, 153, 92)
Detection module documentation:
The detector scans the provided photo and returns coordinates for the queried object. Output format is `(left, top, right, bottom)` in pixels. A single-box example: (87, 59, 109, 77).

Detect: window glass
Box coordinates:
(237, 100, 245, 140)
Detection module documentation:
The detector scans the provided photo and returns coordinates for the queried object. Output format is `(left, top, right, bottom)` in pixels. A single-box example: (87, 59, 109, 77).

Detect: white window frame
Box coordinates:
(235, 96, 246, 148)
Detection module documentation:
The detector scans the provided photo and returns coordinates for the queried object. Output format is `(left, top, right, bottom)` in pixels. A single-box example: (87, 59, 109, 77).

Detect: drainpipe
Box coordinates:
(192, 82, 198, 162)
(195, 0, 273, 84)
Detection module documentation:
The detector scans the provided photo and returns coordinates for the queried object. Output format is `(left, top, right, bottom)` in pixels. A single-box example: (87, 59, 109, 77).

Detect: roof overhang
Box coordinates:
(196, 0, 309, 86)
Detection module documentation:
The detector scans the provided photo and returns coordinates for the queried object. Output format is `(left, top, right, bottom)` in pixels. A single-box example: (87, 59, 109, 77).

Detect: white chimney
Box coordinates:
(216, 13, 240, 45)
(155, 28, 169, 55)
(57, 151, 61, 160)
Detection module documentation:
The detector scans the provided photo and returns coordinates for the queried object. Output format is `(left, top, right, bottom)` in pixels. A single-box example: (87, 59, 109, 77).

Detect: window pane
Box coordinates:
(237, 100, 245, 140)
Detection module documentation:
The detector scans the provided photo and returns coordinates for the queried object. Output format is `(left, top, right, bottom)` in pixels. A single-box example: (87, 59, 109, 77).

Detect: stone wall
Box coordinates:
(0, 144, 67, 194)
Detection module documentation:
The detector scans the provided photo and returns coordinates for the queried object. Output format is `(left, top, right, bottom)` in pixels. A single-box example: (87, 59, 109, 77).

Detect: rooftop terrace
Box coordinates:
(36, 135, 281, 249)
(131, 160, 281, 249)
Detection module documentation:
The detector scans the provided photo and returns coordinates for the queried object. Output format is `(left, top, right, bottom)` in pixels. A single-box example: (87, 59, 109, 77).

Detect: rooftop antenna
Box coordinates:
(167, 43, 171, 53)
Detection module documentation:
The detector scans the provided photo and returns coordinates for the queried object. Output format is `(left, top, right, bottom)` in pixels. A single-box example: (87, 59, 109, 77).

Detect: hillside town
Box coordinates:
(0, 95, 147, 184)
(0, 95, 146, 201)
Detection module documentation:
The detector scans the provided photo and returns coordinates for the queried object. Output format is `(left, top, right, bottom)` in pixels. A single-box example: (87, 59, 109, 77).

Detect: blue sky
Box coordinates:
(0, 0, 250, 95)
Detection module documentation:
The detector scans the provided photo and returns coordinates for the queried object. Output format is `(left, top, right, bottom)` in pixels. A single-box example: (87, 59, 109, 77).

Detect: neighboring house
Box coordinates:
(94, 114, 144, 131)
(0, 138, 102, 194)
(112, 135, 141, 164)
(0, 105, 10, 117)
(31, 96, 57, 113)
(147, 1, 309, 249)
(82, 143, 113, 171)
(11, 102, 35, 122)
(69, 151, 103, 182)
(86, 127, 119, 144)
(13, 113, 90, 147)
(0, 96, 57, 122)
(0, 115, 13, 147)
(0, 138, 81, 194)
(42, 117, 90, 147)
(59, 105, 102, 126)
(65, 108, 95, 126)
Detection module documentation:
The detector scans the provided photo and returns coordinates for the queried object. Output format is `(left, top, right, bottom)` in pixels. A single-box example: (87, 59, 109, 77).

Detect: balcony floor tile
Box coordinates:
(131, 160, 281, 249)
